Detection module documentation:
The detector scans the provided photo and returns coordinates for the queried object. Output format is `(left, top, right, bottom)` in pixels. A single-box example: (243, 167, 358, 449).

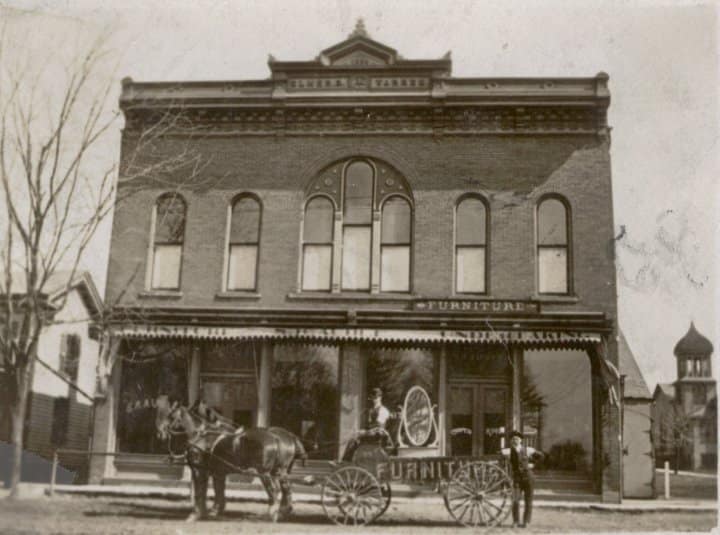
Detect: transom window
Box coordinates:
(149, 193, 186, 290)
(455, 196, 488, 294)
(301, 158, 413, 293)
(537, 196, 571, 294)
(226, 195, 261, 291)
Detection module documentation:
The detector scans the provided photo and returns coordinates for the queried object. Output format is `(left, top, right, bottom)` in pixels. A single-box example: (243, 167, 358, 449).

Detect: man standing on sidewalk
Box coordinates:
(502, 430, 541, 528)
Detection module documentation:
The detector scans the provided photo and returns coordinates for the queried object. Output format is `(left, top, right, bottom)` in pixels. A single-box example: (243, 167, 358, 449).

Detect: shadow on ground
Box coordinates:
(83, 501, 458, 527)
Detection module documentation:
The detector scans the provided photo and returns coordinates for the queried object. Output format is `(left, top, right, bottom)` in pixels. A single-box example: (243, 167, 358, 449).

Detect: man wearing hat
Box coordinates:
(501, 430, 542, 528)
(340, 387, 391, 462)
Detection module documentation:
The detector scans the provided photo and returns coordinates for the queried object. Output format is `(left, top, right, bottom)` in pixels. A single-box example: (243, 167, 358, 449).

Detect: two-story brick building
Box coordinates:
(90, 22, 624, 501)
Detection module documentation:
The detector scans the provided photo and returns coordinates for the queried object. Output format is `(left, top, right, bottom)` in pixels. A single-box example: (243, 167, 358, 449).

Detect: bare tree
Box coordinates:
(661, 403, 692, 474)
(0, 17, 206, 497)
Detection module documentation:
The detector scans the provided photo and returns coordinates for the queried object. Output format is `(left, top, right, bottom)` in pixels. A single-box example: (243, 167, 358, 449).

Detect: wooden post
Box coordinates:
(511, 346, 524, 432)
(188, 345, 200, 405)
(438, 346, 447, 455)
(338, 344, 365, 459)
(49, 451, 58, 497)
(256, 341, 272, 427)
(664, 461, 670, 499)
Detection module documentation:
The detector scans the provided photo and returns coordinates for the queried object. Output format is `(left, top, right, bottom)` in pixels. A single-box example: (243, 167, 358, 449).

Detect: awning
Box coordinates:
(111, 324, 602, 346)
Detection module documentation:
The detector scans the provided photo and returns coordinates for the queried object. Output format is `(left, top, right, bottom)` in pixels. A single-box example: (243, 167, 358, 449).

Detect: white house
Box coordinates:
(0, 270, 102, 483)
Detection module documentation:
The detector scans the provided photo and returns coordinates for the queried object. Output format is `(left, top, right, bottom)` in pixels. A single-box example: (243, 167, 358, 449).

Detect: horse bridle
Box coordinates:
(163, 406, 192, 462)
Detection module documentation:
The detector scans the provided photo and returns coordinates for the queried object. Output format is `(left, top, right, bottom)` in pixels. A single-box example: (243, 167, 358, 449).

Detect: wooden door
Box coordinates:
(449, 383, 509, 456)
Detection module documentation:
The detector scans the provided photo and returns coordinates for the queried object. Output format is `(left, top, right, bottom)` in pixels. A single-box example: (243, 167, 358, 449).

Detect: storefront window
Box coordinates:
(366, 348, 437, 424)
(525, 350, 591, 473)
(200, 342, 259, 427)
(271, 344, 339, 459)
(118, 341, 189, 454)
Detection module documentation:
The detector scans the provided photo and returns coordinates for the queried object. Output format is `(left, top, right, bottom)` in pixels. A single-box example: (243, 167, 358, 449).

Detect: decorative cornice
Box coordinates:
(124, 104, 602, 135)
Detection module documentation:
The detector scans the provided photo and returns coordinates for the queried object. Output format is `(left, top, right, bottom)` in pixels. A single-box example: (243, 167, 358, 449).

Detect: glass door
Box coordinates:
(448, 383, 509, 456)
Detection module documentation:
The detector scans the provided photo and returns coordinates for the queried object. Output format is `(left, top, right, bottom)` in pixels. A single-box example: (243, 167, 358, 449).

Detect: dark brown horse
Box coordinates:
(156, 401, 307, 522)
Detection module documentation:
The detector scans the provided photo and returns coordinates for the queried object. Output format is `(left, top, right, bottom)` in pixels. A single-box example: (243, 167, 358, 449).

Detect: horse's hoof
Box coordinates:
(279, 505, 293, 519)
(269, 504, 280, 523)
(208, 508, 223, 519)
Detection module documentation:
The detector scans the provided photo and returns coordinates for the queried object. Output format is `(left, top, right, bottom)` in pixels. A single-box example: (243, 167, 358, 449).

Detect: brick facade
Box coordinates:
(94, 28, 622, 501)
(107, 135, 616, 315)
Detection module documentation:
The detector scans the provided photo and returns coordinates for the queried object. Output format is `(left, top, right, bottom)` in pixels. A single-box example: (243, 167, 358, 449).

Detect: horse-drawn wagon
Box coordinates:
(156, 385, 513, 527)
(319, 385, 513, 527)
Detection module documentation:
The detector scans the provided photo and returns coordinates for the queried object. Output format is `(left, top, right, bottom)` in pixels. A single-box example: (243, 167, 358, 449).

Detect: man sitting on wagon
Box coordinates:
(339, 387, 394, 463)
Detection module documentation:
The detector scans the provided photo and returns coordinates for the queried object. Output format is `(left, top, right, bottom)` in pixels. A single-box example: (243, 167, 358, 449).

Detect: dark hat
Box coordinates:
(510, 430, 523, 439)
(369, 387, 383, 399)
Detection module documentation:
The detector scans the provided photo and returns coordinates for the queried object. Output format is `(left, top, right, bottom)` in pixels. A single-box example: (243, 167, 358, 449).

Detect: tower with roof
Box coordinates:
(673, 322, 715, 415)
(653, 323, 716, 470)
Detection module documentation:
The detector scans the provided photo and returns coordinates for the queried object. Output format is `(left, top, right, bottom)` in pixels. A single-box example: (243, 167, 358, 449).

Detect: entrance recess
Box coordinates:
(448, 383, 509, 456)
(201, 377, 257, 428)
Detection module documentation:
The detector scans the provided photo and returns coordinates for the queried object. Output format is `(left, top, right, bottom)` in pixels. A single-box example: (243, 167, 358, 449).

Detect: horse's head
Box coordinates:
(156, 399, 188, 442)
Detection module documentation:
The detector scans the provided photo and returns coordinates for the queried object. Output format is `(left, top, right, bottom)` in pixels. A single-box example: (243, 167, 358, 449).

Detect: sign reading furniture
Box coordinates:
(413, 299, 540, 314)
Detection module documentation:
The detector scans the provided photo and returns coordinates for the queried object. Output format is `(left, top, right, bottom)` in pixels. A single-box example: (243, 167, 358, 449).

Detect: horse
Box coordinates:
(156, 400, 307, 522)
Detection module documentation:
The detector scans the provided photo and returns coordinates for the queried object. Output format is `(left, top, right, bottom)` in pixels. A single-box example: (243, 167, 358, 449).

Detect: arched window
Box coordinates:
(455, 196, 488, 293)
(227, 195, 261, 291)
(537, 196, 571, 294)
(381, 196, 412, 292)
(301, 158, 414, 293)
(342, 161, 374, 291)
(302, 197, 334, 291)
(150, 194, 186, 290)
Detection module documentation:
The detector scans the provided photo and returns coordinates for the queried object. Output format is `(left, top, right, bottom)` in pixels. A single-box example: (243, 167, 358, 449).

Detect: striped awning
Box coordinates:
(111, 324, 602, 346)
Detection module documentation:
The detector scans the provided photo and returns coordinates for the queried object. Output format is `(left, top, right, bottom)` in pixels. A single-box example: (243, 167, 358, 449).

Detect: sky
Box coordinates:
(2, 0, 718, 391)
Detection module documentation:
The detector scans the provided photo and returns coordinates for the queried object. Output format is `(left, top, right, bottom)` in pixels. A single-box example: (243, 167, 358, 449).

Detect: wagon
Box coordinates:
(319, 386, 514, 527)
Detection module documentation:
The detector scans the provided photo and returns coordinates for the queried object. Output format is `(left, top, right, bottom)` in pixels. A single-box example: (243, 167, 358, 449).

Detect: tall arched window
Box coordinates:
(150, 194, 186, 290)
(537, 196, 571, 294)
(341, 161, 374, 291)
(227, 195, 261, 291)
(301, 158, 414, 293)
(302, 196, 334, 291)
(455, 196, 488, 293)
(381, 196, 412, 292)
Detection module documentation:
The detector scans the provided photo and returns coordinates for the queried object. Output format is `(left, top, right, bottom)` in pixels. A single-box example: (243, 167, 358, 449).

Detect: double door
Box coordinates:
(448, 382, 510, 457)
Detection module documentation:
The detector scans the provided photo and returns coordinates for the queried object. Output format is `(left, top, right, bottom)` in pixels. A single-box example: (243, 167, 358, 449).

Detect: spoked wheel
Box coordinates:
(378, 481, 391, 518)
(444, 461, 512, 528)
(321, 466, 387, 526)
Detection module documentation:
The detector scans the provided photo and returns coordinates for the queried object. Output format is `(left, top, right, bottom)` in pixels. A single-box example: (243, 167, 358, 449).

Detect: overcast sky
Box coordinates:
(3, 0, 718, 390)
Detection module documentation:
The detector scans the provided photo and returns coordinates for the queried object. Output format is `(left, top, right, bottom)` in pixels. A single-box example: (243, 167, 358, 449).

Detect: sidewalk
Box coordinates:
(655, 468, 718, 479)
(11, 483, 716, 513)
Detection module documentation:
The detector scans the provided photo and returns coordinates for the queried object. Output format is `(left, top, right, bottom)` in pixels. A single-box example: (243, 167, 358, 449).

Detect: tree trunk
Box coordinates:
(674, 447, 680, 475)
(8, 377, 30, 498)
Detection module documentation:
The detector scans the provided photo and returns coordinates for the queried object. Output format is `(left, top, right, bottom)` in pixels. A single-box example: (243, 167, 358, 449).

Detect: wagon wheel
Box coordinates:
(444, 462, 512, 528)
(378, 481, 392, 518)
(321, 466, 387, 526)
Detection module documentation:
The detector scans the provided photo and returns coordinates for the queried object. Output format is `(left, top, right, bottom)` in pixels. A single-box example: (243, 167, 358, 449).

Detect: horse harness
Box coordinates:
(166, 408, 247, 471)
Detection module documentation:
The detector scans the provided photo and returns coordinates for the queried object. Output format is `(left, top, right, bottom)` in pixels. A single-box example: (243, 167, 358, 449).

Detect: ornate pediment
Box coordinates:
(319, 19, 398, 67)
(267, 19, 451, 78)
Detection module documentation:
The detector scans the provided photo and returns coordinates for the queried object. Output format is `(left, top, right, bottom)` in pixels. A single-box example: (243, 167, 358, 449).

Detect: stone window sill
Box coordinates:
(287, 292, 419, 303)
(215, 291, 261, 301)
(532, 294, 580, 304)
(138, 291, 183, 300)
